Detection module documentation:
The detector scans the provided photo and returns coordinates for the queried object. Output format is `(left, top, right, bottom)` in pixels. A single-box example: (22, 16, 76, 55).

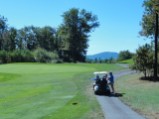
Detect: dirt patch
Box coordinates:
(144, 112, 159, 119)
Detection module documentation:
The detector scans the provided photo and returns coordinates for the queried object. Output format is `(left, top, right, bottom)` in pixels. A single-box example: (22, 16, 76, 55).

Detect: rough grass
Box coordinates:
(118, 59, 134, 65)
(116, 73, 159, 119)
(0, 63, 124, 119)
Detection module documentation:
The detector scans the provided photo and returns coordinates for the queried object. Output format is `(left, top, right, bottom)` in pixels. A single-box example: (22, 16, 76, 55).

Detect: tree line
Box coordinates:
(0, 8, 99, 63)
(1, 0, 157, 80)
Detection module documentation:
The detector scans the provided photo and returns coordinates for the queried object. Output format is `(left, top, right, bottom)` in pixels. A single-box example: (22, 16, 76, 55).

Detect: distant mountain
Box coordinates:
(87, 52, 119, 60)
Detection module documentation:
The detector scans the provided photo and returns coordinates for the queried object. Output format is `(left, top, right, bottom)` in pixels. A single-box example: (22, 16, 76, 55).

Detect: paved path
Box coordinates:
(96, 70, 146, 119)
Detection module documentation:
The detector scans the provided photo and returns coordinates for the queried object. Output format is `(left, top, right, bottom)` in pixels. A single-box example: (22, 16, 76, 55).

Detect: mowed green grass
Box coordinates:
(116, 74, 159, 119)
(0, 63, 124, 119)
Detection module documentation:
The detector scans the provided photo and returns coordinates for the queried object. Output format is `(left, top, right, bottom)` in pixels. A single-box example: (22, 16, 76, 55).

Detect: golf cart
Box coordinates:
(93, 71, 111, 95)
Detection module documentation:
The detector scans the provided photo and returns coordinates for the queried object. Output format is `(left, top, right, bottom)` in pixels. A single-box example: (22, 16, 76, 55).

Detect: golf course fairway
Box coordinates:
(0, 63, 124, 119)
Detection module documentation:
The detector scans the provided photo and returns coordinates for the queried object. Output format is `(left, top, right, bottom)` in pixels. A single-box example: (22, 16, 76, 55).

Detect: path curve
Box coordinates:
(96, 69, 146, 119)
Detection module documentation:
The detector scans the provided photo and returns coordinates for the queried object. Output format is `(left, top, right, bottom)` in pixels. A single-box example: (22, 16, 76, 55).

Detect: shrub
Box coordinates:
(0, 50, 35, 63)
(0, 50, 8, 63)
(132, 44, 154, 78)
(0, 49, 59, 64)
(10, 50, 35, 62)
(33, 48, 59, 63)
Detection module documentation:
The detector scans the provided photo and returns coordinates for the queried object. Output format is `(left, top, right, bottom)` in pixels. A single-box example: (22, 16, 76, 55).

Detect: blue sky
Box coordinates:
(0, 0, 151, 55)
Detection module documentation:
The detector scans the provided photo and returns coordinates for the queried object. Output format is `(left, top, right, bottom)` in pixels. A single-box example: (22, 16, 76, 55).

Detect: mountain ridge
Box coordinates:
(87, 51, 119, 60)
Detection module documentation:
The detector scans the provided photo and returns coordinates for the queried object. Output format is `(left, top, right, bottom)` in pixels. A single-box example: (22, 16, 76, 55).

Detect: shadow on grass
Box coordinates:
(96, 92, 125, 97)
(140, 76, 159, 82)
(109, 92, 126, 97)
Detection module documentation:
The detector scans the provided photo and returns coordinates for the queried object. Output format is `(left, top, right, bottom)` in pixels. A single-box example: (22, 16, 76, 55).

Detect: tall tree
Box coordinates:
(140, 0, 159, 38)
(34, 26, 56, 51)
(57, 8, 99, 62)
(3, 27, 17, 51)
(0, 15, 8, 50)
(16, 29, 25, 50)
(140, 0, 159, 79)
(17, 26, 38, 50)
(25, 26, 37, 50)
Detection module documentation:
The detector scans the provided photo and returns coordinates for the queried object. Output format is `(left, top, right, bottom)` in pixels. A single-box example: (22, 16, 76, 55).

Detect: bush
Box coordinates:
(0, 49, 59, 64)
(132, 44, 154, 78)
(11, 50, 35, 62)
(33, 48, 59, 63)
(0, 50, 35, 63)
(0, 50, 9, 63)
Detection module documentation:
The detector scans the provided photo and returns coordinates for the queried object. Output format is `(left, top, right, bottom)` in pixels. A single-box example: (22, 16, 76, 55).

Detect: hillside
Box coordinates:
(87, 52, 118, 60)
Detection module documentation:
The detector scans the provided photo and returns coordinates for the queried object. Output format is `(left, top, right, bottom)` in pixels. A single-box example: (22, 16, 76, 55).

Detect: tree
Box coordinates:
(3, 27, 17, 51)
(17, 26, 38, 50)
(16, 29, 24, 50)
(23, 26, 38, 50)
(132, 44, 154, 78)
(34, 26, 56, 51)
(118, 50, 133, 61)
(140, 0, 159, 38)
(57, 8, 99, 62)
(140, 0, 159, 79)
(16, 26, 56, 51)
(0, 15, 8, 50)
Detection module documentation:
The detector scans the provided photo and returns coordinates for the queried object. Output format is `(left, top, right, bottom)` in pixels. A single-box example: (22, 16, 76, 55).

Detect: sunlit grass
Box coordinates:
(0, 63, 124, 119)
(116, 73, 159, 119)
(118, 59, 134, 65)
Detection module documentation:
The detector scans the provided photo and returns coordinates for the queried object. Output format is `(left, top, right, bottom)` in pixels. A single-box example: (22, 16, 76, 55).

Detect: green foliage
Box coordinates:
(140, 0, 159, 38)
(0, 8, 99, 63)
(11, 50, 35, 62)
(4, 27, 17, 51)
(33, 48, 59, 63)
(0, 49, 59, 63)
(16, 26, 57, 51)
(0, 50, 34, 63)
(0, 15, 8, 50)
(132, 44, 154, 77)
(137, 0, 159, 79)
(0, 50, 9, 63)
(34, 26, 57, 51)
(57, 8, 99, 62)
(118, 50, 133, 61)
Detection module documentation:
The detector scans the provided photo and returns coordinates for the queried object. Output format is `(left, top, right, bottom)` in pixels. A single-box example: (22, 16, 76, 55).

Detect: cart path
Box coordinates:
(96, 69, 146, 119)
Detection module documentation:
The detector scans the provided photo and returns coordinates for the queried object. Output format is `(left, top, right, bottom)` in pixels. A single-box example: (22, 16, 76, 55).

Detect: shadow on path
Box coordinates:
(96, 92, 126, 97)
